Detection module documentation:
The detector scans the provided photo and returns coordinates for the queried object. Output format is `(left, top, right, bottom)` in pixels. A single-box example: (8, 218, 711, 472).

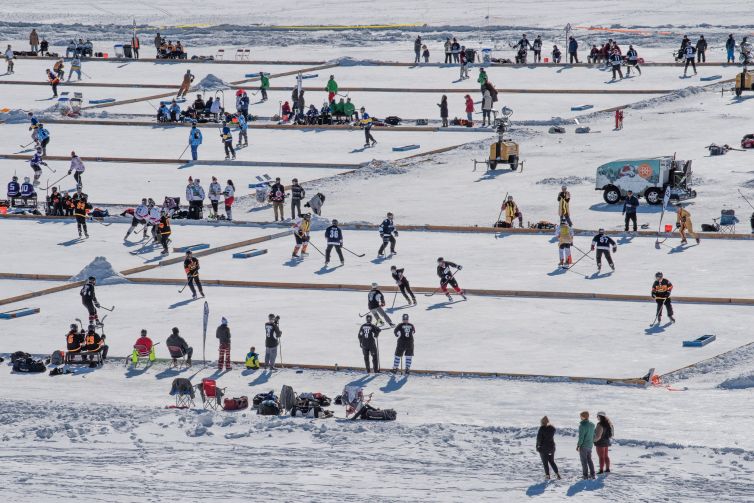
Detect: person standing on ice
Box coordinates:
(676, 205, 700, 245)
(216, 317, 232, 371)
(392, 313, 415, 375)
(291, 212, 311, 258)
(269, 177, 286, 221)
(325, 75, 338, 103)
(176, 69, 193, 98)
(532, 35, 543, 62)
(158, 209, 171, 255)
(695, 35, 707, 63)
(577, 411, 596, 480)
(290, 178, 306, 219)
(80, 276, 101, 325)
(464, 94, 474, 122)
(4, 45, 14, 74)
(436, 257, 466, 301)
(622, 190, 639, 232)
(368, 283, 393, 327)
(264, 314, 282, 370)
(188, 123, 202, 161)
(183, 250, 205, 299)
(726, 34, 736, 64)
(360, 107, 376, 147)
(557, 185, 572, 226)
(438, 95, 449, 127)
(223, 179, 235, 221)
(236, 113, 248, 148)
(390, 266, 417, 305)
(625, 45, 641, 76)
(651, 271, 675, 324)
(377, 212, 398, 257)
(358, 314, 381, 373)
(208, 176, 222, 217)
(590, 228, 616, 272)
(536, 416, 561, 480)
(220, 122, 236, 160)
(502, 195, 523, 228)
(29, 29, 39, 53)
(259, 72, 269, 101)
(608, 48, 623, 80)
(682, 41, 697, 77)
(324, 219, 344, 266)
(555, 217, 574, 269)
(124, 198, 149, 240)
(413, 35, 422, 64)
(568, 36, 579, 64)
(594, 411, 614, 474)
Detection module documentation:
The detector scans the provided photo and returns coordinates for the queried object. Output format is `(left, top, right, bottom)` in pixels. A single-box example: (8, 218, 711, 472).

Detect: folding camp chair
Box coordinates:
(167, 345, 189, 368)
(199, 378, 225, 410)
(215, 48, 225, 60)
(169, 378, 195, 408)
(242, 49, 251, 60)
(234, 48, 245, 60)
(714, 209, 738, 233)
(128, 343, 157, 367)
(340, 385, 372, 419)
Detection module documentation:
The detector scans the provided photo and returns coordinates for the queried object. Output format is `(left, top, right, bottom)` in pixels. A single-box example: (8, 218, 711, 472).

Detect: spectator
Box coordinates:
(552, 45, 562, 64)
(166, 327, 193, 366)
(588, 44, 600, 64)
(695, 35, 707, 63)
(223, 180, 235, 221)
(532, 35, 543, 62)
(67, 56, 82, 81)
(269, 177, 286, 221)
(131, 33, 140, 58)
(444, 37, 452, 63)
(438, 95, 449, 127)
(464, 94, 474, 122)
(568, 36, 579, 63)
(66, 40, 76, 58)
(305, 192, 325, 216)
(260, 71, 270, 101)
(482, 89, 492, 126)
(594, 412, 614, 474)
(726, 34, 736, 64)
(154, 32, 163, 56)
(4, 45, 14, 75)
(577, 411, 596, 480)
(536, 416, 561, 480)
(422, 45, 430, 63)
(290, 178, 306, 218)
(157, 103, 169, 122)
(169, 101, 181, 121)
(451, 38, 461, 63)
(622, 189, 639, 232)
(30, 29, 39, 53)
(83, 39, 93, 57)
(40, 38, 49, 56)
(414, 35, 422, 64)
(216, 317, 232, 371)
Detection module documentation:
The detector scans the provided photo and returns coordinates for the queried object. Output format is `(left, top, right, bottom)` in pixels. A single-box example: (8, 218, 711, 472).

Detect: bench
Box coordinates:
(232, 248, 268, 258)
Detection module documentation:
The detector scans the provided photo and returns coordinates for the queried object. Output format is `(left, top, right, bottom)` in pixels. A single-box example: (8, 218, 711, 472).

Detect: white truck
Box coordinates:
(595, 155, 697, 205)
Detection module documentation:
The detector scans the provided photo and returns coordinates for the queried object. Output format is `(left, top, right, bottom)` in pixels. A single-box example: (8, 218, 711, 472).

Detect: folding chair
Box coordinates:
(128, 343, 155, 367)
(199, 378, 225, 410)
(714, 209, 738, 233)
(340, 385, 372, 419)
(167, 345, 189, 368)
(242, 49, 251, 60)
(215, 48, 225, 60)
(235, 48, 245, 60)
(169, 378, 195, 408)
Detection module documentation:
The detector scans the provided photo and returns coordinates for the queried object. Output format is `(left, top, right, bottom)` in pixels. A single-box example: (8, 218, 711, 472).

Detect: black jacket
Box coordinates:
(265, 321, 282, 348)
(536, 424, 556, 453)
(291, 184, 306, 201)
(438, 100, 448, 118)
(216, 324, 231, 345)
(622, 195, 639, 214)
(167, 333, 190, 353)
(368, 289, 385, 309)
(358, 323, 381, 346)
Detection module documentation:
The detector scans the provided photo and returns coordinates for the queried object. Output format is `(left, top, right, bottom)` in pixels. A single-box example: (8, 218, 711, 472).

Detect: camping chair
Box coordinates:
(234, 48, 245, 60)
(129, 342, 157, 367)
(199, 378, 225, 410)
(215, 48, 225, 60)
(169, 378, 195, 408)
(167, 345, 189, 368)
(113, 44, 125, 58)
(340, 385, 372, 419)
(242, 48, 251, 60)
(714, 209, 738, 233)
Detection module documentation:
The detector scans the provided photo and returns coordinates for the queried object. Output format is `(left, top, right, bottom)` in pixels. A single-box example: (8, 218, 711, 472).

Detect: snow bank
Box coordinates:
(0, 108, 35, 124)
(69, 256, 127, 285)
(719, 373, 754, 390)
(537, 176, 594, 186)
(192, 74, 232, 92)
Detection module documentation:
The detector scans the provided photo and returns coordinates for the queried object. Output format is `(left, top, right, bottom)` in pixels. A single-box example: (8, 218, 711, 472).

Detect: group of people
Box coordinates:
(154, 33, 186, 59)
(28, 29, 50, 55)
(65, 38, 94, 58)
(536, 411, 614, 481)
(182, 176, 236, 220)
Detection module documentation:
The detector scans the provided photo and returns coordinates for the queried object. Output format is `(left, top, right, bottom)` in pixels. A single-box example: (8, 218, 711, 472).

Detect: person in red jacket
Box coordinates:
(464, 94, 474, 122)
(132, 329, 155, 360)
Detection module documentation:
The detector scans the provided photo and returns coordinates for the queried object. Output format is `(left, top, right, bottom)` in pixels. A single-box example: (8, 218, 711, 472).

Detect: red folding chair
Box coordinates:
(199, 378, 225, 410)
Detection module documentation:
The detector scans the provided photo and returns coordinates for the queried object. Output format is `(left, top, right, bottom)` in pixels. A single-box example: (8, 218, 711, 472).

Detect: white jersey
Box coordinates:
(134, 204, 149, 220)
(70, 157, 85, 173)
(5, 49, 13, 60)
(147, 207, 161, 225)
(208, 182, 222, 201)
(223, 184, 235, 198)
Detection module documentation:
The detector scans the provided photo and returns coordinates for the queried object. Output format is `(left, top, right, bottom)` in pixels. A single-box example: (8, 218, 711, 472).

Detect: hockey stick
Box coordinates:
(494, 191, 508, 226)
(178, 144, 190, 160)
(43, 163, 56, 173)
(571, 244, 596, 261)
(425, 269, 461, 297)
(390, 291, 398, 309)
(567, 248, 592, 269)
(650, 298, 667, 326)
(19, 140, 36, 148)
(89, 216, 112, 226)
(75, 318, 84, 330)
(306, 240, 326, 257)
(178, 277, 193, 293)
(342, 245, 365, 258)
(99, 305, 115, 312)
(375, 336, 380, 373)
(738, 188, 754, 210)
(278, 338, 283, 368)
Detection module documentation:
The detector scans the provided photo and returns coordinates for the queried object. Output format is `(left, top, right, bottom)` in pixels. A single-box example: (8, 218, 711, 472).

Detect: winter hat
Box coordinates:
(597, 411, 606, 418)
(221, 317, 228, 325)
(371, 282, 378, 288)
(172, 327, 179, 334)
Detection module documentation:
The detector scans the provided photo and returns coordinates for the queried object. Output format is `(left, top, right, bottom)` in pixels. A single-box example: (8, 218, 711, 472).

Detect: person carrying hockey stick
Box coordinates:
(391, 265, 417, 305)
(183, 251, 205, 299)
(436, 257, 465, 301)
(378, 212, 398, 257)
(651, 271, 675, 324)
(80, 276, 101, 325)
(368, 283, 394, 327)
(555, 217, 574, 269)
(590, 228, 617, 272)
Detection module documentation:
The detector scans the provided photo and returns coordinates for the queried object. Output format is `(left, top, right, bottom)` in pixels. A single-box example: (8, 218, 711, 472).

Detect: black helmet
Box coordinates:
(70, 323, 78, 330)
(87, 323, 95, 331)
(366, 314, 373, 322)
(402, 314, 409, 321)
(655, 271, 663, 278)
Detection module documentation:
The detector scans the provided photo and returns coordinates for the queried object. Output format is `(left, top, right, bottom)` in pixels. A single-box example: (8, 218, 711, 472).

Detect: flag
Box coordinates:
(202, 301, 209, 364)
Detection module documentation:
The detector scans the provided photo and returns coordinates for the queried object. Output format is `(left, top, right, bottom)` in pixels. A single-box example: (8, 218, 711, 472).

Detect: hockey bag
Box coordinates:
(13, 357, 46, 373)
(253, 391, 278, 408)
(494, 221, 512, 228)
(352, 403, 397, 421)
(257, 399, 280, 416)
(701, 223, 719, 232)
(223, 396, 249, 411)
(10, 351, 31, 363)
(49, 350, 65, 366)
(384, 116, 401, 126)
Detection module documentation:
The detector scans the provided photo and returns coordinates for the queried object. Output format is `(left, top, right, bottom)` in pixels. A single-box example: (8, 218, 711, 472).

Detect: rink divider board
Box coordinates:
(0, 307, 40, 319)
(13, 55, 328, 65)
(0, 280, 85, 307)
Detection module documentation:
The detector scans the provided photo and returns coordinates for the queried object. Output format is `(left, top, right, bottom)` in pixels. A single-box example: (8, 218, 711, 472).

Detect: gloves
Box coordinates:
(394, 230, 399, 237)
(612, 247, 617, 253)
(457, 265, 463, 270)
(675, 222, 680, 228)
(94, 302, 100, 308)
(591, 246, 595, 251)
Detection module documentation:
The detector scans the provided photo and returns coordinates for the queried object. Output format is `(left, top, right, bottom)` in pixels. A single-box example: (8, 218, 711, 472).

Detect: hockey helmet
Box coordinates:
(70, 323, 78, 330)
(302, 213, 311, 219)
(387, 212, 394, 219)
(402, 314, 409, 321)
(332, 219, 338, 226)
(36, 146, 42, 153)
(87, 323, 95, 331)
(371, 282, 378, 288)
(235, 89, 244, 97)
(560, 217, 567, 225)
(561, 185, 567, 191)
(366, 314, 373, 322)
(655, 271, 663, 278)
(141, 198, 147, 204)
(390, 265, 397, 270)
(437, 257, 444, 263)
(12, 175, 17, 181)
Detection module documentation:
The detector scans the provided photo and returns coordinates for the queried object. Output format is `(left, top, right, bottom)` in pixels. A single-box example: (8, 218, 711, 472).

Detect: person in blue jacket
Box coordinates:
(236, 114, 248, 147)
(7, 175, 20, 205)
(36, 124, 50, 155)
(188, 123, 202, 161)
(20, 176, 36, 199)
(568, 36, 579, 63)
(158, 103, 169, 122)
(169, 101, 181, 122)
(221, 122, 235, 160)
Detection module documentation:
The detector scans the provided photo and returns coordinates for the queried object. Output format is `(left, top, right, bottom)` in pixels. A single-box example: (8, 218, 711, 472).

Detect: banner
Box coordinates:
(202, 301, 209, 365)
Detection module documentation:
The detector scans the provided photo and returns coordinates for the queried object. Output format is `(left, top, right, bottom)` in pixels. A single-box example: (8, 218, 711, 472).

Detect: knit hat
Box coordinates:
(221, 317, 228, 325)
(597, 411, 606, 418)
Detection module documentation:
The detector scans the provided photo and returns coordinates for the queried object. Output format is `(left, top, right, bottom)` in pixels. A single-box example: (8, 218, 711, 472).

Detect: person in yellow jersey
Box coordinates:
(557, 185, 572, 226)
(292, 212, 311, 259)
(502, 195, 523, 228)
(675, 205, 700, 245)
(555, 217, 574, 268)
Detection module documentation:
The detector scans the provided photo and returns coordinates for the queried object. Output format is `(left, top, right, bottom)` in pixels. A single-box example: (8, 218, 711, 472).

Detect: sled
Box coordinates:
(232, 248, 268, 258)
(570, 104, 593, 111)
(392, 144, 420, 152)
(0, 307, 40, 319)
(683, 334, 716, 347)
(173, 243, 210, 253)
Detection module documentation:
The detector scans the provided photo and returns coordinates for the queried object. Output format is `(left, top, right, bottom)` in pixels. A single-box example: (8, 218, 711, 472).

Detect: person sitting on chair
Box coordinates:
(20, 177, 36, 204)
(169, 101, 181, 122)
(157, 103, 169, 122)
(7, 175, 20, 206)
(66, 323, 84, 355)
(193, 94, 205, 115)
(132, 328, 156, 363)
(83, 323, 108, 361)
(166, 327, 193, 366)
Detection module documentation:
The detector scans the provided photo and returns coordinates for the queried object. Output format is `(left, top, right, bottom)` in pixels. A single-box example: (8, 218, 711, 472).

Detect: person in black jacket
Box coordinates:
(368, 283, 393, 327)
(536, 416, 560, 480)
(391, 265, 417, 305)
(651, 271, 675, 324)
(80, 276, 100, 325)
(695, 35, 707, 63)
(438, 95, 448, 127)
(264, 313, 282, 369)
(392, 313, 415, 375)
(290, 178, 306, 219)
(166, 327, 193, 366)
(590, 228, 617, 272)
(378, 212, 397, 257)
(437, 257, 466, 301)
(183, 251, 204, 299)
(324, 219, 344, 266)
(358, 314, 381, 373)
(622, 190, 639, 232)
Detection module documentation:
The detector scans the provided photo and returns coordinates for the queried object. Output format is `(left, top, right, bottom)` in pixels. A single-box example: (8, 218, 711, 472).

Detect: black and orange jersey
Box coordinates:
(66, 330, 84, 352)
(651, 278, 673, 298)
(84, 331, 103, 351)
(159, 215, 171, 235)
(184, 257, 200, 275)
(73, 199, 91, 217)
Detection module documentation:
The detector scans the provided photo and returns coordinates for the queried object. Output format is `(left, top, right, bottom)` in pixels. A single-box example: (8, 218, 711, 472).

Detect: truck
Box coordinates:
(595, 156, 696, 205)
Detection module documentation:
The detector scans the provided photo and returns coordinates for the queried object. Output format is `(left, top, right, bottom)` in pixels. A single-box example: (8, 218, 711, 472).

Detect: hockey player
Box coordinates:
(391, 265, 417, 305)
(36, 124, 50, 156)
(555, 217, 574, 268)
(591, 228, 617, 272)
(73, 191, 91, 238)
(220, 122, 236, 160)
(188, 123, 202, 161)
(264, 314, 282, 370)
(66, 323, 84, 355)
(676, 206, 700, 245)
(368, 283, 394, 327)
(80, 276, 100, 325)
(20, 177, 36, 201)
(502, 196, 523, 228)
(557, 185, 572, 226)
(236, 113, 248, 148)
(651, 272, 675, 324)
(68, 151, 85, 188)
(625, 45, 641, 76)
(378, 212, 398, 257)
(436, 257, 466, 300)
(208, 176, 222, 217)
(609, 49, 623, 80)
(292, 212, 311, 258)
(124, 198, 149, 240)
(682, 41, 697, 77)
(358, 314, 381, 373)
(325, 75, 338, 103)
(145, 199, 161, 240)
(324, 219, 344, 266)
(158, 209, 171, 255)
(223, 180, 235, 221)
(360, 108, 376, 147)
(28, 147, 48, 186)
(392, 313, 415, 375)
(259, 72, 270, 101)
(83, 323, 108, 361)
(183, 250, 205, 298)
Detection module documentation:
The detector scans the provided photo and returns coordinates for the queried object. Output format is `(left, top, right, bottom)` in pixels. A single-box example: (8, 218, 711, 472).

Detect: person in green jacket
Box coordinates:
(259, 72, 269, 101)
(577, 411, 596, 479)
(477, 68, 488, 90)
(344, 97, 356, 120)
(326, 75, 338, 103)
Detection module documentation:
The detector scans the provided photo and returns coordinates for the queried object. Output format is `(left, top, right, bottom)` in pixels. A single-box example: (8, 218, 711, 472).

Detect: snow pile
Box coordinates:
(333, 57, 381, 67)
(192, 74, 232, 92)
(308, 213, 333, 231)
(537, 176, 594, 186)
(69, 256, 127, 285)
(719, 373, 754, 390)
(0, 108, 35, 124)
(625, 86, 707, 111)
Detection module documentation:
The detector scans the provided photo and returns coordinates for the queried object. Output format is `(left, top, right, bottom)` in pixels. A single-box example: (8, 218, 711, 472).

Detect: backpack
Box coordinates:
(253, 391, 277, 408)
(494, 221, 512, 228)
(223, 396, 249, 411)
(11, 351, 31, 363)
(354, 404, 397, 421)
(257, 399, 280, 416)
(50, 350, 65, 366)
(533, 221, 556, 230)
(13, 357, 46, 373)
(384, 116, 401, 126)
(708, 144, 726, 156)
